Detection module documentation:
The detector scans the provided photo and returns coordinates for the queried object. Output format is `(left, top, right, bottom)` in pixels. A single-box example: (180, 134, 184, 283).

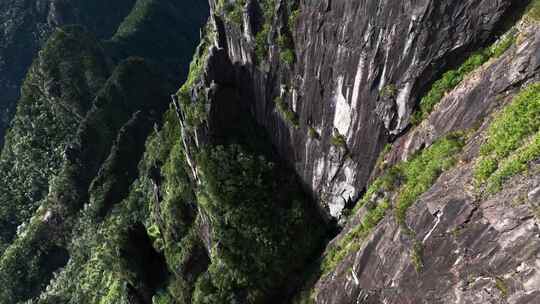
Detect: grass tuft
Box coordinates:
(474, 83, 540, 192)
(411, 32, 516, 125)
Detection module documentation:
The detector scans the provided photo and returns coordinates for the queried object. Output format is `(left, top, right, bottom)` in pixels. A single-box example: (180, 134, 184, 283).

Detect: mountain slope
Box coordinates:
(0, 0, 138, 147)
(0, 0, 208, 303)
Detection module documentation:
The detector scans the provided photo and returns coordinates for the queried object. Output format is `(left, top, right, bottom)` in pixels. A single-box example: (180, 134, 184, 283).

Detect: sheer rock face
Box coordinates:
(203, 0, 526, 217)
(312, 22, 540, 304)
(0, 0, 136, 147)
(190, 0, 540, 302)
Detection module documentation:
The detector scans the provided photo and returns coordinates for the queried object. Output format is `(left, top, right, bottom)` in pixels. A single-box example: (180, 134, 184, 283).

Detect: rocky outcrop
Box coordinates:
(310, 20, 540, 304)
(200, 0, 530, 218)
(173, 0, 540, 302)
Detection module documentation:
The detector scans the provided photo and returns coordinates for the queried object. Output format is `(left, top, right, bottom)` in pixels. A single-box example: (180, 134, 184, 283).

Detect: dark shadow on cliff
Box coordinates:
(122, 223, 170, 304)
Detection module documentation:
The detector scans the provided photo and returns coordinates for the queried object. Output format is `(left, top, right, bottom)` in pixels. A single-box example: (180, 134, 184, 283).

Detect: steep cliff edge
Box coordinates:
(195, 0, 533, 219)
(170, 0, 540, 302)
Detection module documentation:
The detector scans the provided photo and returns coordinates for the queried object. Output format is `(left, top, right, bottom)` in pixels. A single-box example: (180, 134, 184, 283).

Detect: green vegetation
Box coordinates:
(495, 277, 509, 298)
(277, 34, 295, 66)
(394, 134, 465, 224)
(380, 84, 397, 99)
(526, 0, 540, 21)
(411, 32, 516, 125)
(175, 25, 214, 129)
(109, 0, 208, 79)
(321, 199, 390, 274)
(411, 241, 424, 273)
(0, 57, 173, 304)
(280, 48, 296, 66)
(0, 215, 68, 302)
(485, 133, 540, 193)
(218, 0, 246, 25)
(288, 8, 301, 33)
(254, 0, 298, 67)
(255, 24, 271, 64)
(474, 83, 540, 193)
(254, 0, 275, 64)
(323, 134, 465, 274)
(274, 96, 299, 127)
(194, 144, 325, 302)
(331, 133, 347, 149)
(0, 1, 209, 302)
(0, 26, 110, 251)
(308, 126, 320, 140)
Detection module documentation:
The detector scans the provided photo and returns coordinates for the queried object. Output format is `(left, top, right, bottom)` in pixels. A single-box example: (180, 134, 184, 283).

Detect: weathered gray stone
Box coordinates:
(204, 0, 530, 218)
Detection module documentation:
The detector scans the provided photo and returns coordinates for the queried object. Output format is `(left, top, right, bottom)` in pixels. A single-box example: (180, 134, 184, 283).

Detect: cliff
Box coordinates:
(169, 0, 540, 302)
(0, 0, 538, 303)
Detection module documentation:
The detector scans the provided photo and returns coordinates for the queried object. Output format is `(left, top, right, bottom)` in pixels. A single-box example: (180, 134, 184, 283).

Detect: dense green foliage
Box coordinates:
(193, 144, 325, 303)
(411, 32, 516, 124)
(0, 0, 209, 302)
(0, 57, 172, 304)
(474, 82, 540, 193)
(277, 34, 295, 66)
(0, 27, 111, 251)
(36, 190, 146, 304)
(217, 0, 246, 25)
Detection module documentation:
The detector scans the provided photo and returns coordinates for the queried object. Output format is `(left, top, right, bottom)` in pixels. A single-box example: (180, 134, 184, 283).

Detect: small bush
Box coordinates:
(280, 49, 295, 66)
(308, 126, 319, 139)
(255, 25, 270, 64)
(380, 84, 397, 99)
(411, 241, 424, 273)
(222, 0, 245, 25)
(288, 9, 300, 32)
(274, 96, 299, 127)
(331, 133, 347, 149)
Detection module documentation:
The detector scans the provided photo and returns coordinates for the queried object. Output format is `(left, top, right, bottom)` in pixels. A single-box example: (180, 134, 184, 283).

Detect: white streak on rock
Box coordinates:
(423, 211, 443, 243)
(351, 54, 366, 111)
(313, 157, 326, 190)
(333, 76, 352, 136)
(351, 269, 360, 285)
(393, 81, 413, 134)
